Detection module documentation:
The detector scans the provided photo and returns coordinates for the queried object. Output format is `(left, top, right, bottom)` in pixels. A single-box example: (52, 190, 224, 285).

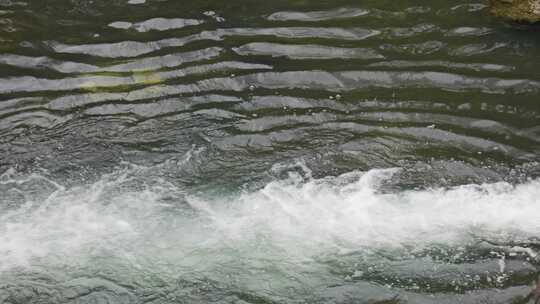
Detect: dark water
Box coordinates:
(1, 0, 540, 303)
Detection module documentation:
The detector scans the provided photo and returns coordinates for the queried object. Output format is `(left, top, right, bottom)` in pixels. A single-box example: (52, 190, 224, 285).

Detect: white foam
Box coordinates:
(190, 169, 540, 252)
(1, 167, 539, 271)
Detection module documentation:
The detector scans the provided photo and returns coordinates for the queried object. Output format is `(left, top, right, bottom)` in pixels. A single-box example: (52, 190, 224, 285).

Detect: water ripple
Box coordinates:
(109, 17, 204, 32)
(1, 1, 540, 301)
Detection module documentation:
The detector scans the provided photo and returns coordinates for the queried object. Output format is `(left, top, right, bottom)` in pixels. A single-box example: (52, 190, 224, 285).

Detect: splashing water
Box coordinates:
(1, 164, 539, 303)
(1, 0, 540, 302)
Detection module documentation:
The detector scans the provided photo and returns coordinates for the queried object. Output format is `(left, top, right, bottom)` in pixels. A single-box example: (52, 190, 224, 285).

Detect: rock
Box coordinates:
(489, 0, 540, 23)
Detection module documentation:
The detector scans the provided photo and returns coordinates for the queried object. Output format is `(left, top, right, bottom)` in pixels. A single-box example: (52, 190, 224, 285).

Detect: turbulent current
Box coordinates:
(0, 0, 539, 303)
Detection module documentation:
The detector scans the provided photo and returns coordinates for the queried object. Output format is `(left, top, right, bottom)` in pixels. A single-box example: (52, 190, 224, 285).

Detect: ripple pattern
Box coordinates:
(0, 0, 540, 302)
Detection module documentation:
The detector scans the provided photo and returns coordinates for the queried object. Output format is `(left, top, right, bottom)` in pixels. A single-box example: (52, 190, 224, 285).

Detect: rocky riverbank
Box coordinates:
(490, 0, 540, 22)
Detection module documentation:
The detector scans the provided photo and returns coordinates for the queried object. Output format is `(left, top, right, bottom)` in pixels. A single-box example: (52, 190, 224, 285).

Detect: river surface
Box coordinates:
(1, 0, 540, 303)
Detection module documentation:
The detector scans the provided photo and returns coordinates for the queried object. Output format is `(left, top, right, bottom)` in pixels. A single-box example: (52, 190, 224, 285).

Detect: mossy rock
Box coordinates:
(489, 0, 540, 23)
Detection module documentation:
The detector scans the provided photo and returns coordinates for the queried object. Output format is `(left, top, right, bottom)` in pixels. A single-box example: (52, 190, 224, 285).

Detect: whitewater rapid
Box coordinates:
(1, 164, 539, 272)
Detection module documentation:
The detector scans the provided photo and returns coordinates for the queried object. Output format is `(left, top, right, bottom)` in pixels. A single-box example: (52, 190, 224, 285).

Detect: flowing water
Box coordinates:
(1, 0, 540, 303)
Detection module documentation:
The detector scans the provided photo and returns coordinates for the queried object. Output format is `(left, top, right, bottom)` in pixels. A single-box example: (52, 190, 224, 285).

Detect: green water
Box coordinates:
(0, 0, 539, 303)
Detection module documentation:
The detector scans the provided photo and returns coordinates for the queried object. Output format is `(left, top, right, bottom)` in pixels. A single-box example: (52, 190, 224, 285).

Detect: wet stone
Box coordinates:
(489, 0, 540, 22)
